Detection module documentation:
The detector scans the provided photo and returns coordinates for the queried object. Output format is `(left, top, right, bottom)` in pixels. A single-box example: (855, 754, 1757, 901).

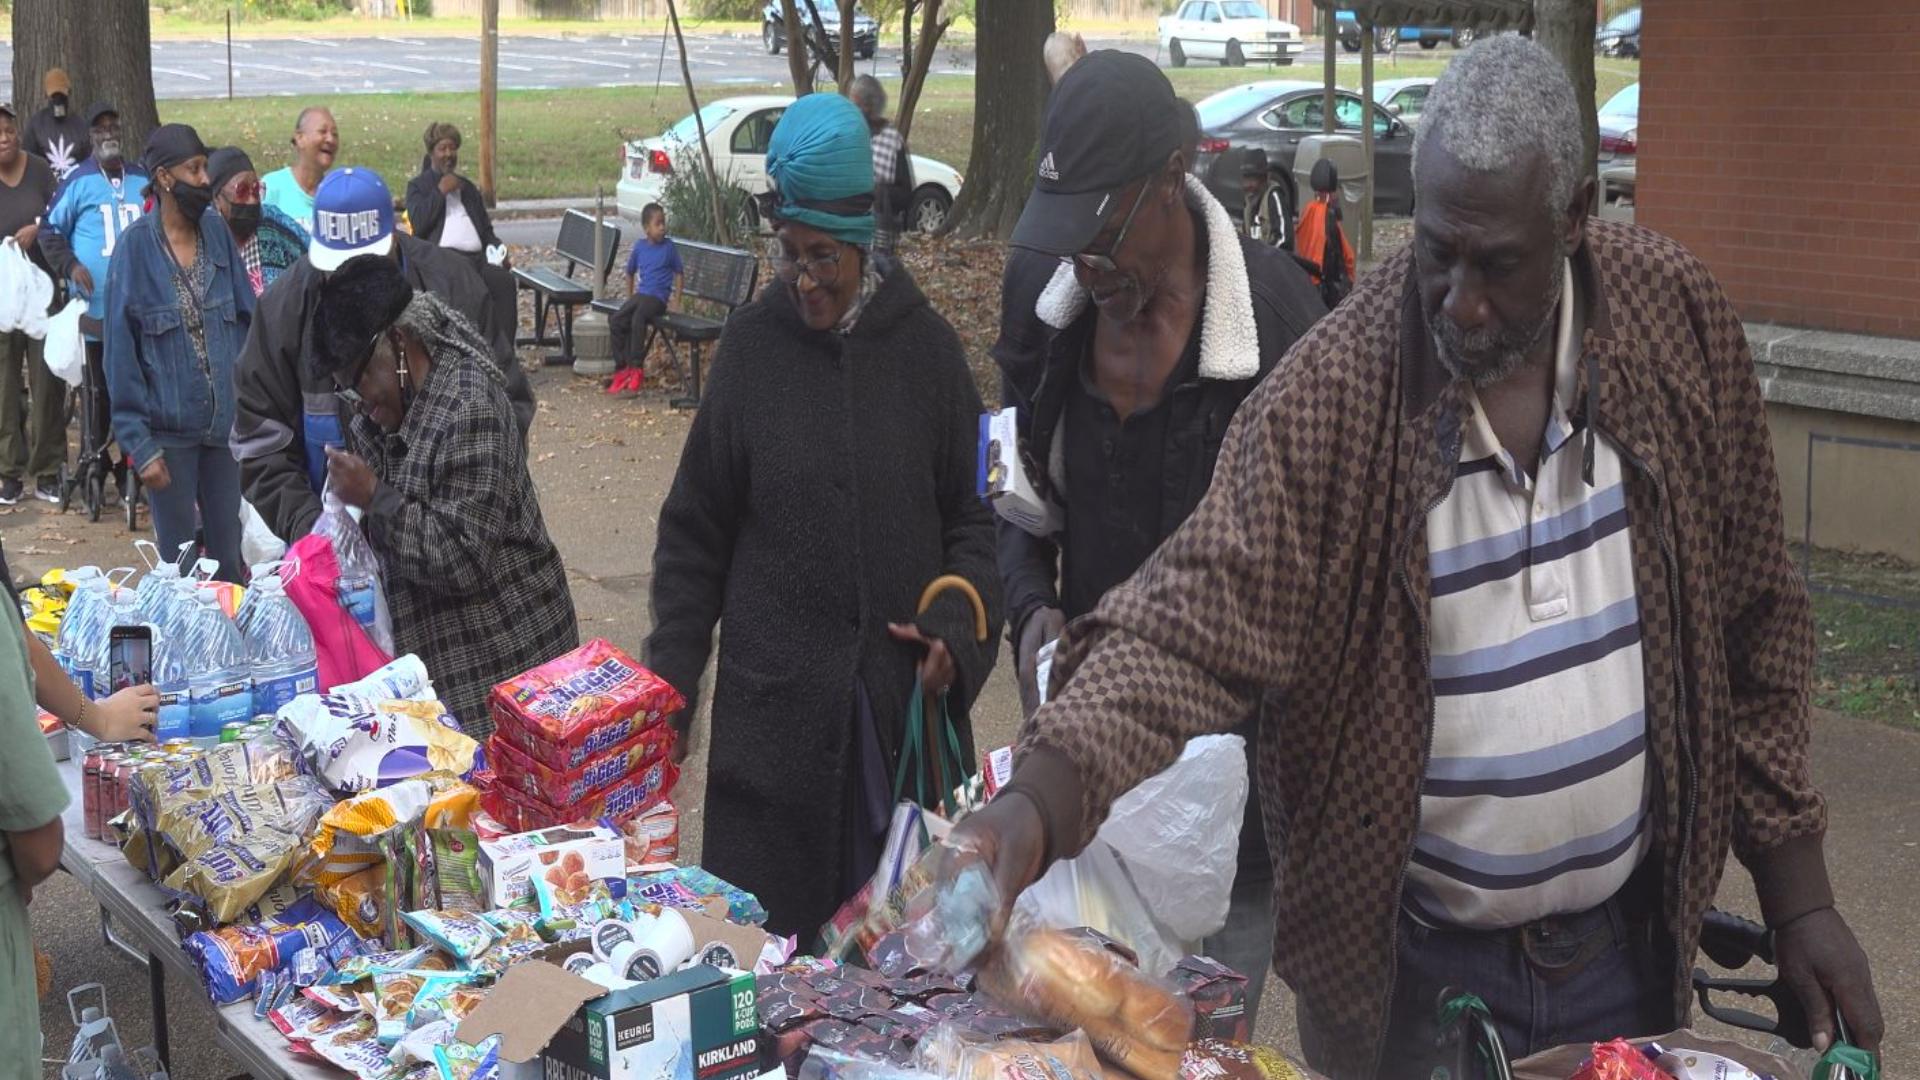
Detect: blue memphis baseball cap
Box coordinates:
(309, 166, 395, 272)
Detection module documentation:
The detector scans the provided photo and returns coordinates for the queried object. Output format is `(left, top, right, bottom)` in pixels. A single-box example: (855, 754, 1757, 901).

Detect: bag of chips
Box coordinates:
(401, 910, 500, 963)
(317, 865, 388, 940)
(301, 778, 474, 887)
(183, 896, 360, 1004)
(164, 827, 309, 925)
(281, 692, 478, 795)
(410, 828, 484, 914)
(487, 639, 683, 771)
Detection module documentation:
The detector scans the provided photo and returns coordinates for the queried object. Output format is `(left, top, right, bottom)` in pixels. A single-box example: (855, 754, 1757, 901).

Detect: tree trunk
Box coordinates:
(836, 0, 856, 94)
(894, 0, 947, 141)
(1535, 0, 1600, 193)
(941, 0, 1053, 239)
(665, 0, 730, 247)
(900, 0, 914, 81)
(13, 0, 158, 154)
(781, 0, 814, 96)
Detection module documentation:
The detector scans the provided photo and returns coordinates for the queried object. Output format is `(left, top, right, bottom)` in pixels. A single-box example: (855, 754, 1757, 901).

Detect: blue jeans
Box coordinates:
(1299, 890, 1672, 1079)
(147, 442, 244, 584)
(1202, 874, 1276, 1030)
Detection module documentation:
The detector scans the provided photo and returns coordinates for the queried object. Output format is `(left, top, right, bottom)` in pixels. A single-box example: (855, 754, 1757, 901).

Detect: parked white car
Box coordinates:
(617, 95, 964, 234)
(1160, 0, 1306, 68)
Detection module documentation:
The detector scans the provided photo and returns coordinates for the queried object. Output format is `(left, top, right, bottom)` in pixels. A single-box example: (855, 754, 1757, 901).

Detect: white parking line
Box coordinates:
(376, 36, 424, 46)
(151, 66, 213, 81)
(410, 54, 534, 72)
(361, 60, 433, 75)
(235, 61, 328, 78)
(290, 37, 341, 48)
(498, 51, 631, 69)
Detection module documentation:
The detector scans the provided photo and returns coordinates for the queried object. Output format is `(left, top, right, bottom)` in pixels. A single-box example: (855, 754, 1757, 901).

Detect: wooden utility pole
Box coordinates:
(479, 0, 499, 206)
(666, 0, 729, 246)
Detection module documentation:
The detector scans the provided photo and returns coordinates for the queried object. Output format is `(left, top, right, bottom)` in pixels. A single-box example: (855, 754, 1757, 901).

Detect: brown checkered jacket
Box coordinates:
(1016, 220, 1829, 1079)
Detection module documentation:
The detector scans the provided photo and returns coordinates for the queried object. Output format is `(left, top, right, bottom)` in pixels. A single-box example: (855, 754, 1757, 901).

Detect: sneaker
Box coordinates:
(0, 478, 21, 505)
(33, 477, 59, 503)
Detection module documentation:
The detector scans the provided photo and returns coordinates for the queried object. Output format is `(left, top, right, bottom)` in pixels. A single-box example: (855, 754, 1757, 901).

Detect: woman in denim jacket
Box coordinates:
(104, 125, 255, 582)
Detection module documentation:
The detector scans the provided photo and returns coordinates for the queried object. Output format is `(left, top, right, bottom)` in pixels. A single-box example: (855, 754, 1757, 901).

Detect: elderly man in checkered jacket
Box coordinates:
(937, 36, 1884, 1080)
(851, 75, 913, 255)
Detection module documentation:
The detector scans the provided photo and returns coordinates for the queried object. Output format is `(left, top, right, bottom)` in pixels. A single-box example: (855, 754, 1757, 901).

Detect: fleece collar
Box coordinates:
(1032, 174, 1262, 382)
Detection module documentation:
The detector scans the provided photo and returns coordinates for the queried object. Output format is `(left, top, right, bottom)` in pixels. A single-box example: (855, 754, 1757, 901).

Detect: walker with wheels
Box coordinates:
(57, 317, 141, 528)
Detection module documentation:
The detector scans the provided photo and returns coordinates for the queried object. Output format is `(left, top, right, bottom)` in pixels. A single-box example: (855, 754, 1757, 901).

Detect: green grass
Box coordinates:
(153, 54, 1637, 203)
(1805, 548, 1920, 731)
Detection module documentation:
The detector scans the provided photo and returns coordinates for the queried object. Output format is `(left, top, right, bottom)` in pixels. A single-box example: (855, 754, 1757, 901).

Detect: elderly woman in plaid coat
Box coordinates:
(308, 254, 578, 734)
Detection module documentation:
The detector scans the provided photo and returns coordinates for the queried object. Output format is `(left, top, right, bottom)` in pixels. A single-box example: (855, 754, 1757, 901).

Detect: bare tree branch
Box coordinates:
(665, 0, 730, 247)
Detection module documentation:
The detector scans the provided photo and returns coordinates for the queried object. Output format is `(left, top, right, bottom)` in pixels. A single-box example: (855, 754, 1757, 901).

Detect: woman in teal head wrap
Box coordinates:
(646, 91, 1004, 940)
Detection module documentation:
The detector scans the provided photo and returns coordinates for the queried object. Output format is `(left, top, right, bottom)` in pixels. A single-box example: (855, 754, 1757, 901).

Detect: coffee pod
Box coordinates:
(592, 919, 637, 963)
(688, 940, 743, 971)
(628, 907, 696, 973)
(561, 952, 598, 977)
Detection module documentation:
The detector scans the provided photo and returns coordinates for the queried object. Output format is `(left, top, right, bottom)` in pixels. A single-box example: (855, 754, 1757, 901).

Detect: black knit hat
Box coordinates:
(208, 147, 256, 196)
(308, 254, 413, 385)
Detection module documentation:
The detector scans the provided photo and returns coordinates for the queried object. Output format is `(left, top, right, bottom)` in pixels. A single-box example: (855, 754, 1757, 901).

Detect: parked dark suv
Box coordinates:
(763, 0, 878, 60)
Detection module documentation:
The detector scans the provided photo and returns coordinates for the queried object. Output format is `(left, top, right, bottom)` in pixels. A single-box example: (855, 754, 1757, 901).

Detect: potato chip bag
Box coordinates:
(301, 778, 470, 887)
(282, 692, 478, 795)
(163, 826, 306, 925)
(487, 639, 683, 771)
(317, 865, 388, 940)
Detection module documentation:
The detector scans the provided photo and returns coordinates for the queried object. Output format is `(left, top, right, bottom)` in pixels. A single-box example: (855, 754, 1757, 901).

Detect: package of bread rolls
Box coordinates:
(916, 1024, 1105, 1080)
(974, 924, 1195, 1080)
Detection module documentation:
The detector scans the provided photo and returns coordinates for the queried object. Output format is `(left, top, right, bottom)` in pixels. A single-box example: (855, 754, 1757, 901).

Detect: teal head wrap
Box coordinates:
(766, 92, 875, 247)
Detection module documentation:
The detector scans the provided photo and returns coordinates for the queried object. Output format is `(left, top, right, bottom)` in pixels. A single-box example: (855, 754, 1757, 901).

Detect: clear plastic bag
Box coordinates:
(974, 921, 1194, 1080)
(313, 484, 395, 656)
(915, 1025, 1105, 1080)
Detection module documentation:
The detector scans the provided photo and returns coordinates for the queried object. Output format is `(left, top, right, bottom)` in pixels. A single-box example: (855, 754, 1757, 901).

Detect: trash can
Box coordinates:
(1293, 134, 1369, 228)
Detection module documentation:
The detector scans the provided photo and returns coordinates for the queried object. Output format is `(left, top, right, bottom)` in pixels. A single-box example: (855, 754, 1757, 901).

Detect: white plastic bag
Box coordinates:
(19, 258, 53, 339)
(44, 298, 87, 385)
(1013, 734, 1248, 974)
(239, 499, 287, 566)
(0, 239, 27, 332)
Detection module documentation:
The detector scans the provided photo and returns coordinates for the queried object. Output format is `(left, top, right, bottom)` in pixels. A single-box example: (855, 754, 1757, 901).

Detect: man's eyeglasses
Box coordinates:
(1075, 174, 1155, 274)
(768, 242, 843, 288)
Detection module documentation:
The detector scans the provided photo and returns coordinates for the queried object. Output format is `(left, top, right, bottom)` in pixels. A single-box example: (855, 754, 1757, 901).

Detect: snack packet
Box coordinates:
(1571, 1040, 1671, 1080)
(330, 945, 451, 985)
(1179, 1041, 1319, 1080)
(487, 725, 676, 807)
(532, 861, 617, 916)
(629, 865, 768, 926)
(434, 1035, 501, 1080)
(270, 996, 351, 1042)
(389, 1020, 456, 1070)
(318, 864, 389, 940)
(411, 827, 484, 913)
(182, 894, 359, 1004)
(478, 908, 544, 944)
(282, 692, 478, 795)
(401, 910, 500, 963)
(486, 755, 679, 831)
(311, 1015, 410, 1079)
(373, 970, 432, 1044)
(301, 778, 459, 886)
(408, 975, 486, 1029)
(622, 801, 681, 865)
(915, 1026, 1105, 1080)
(163, 827, 308, 925)
(487, 639, 683, 770)
(305, 983, 365, 1013)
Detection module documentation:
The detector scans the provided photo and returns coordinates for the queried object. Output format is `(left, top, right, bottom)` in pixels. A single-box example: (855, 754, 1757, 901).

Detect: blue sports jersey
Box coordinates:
(46, 159, 148, 325)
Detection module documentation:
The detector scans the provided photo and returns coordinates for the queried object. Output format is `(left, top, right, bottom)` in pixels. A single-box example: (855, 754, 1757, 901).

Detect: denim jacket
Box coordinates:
(103, 207, 255, 470)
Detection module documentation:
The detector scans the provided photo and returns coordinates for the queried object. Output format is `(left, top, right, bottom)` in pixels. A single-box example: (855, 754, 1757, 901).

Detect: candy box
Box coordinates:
(488, 725, 676, 809)
(479, 823, 625, 910)
(1169, 955, 1251, 1043)
(488, 640, 684, 772)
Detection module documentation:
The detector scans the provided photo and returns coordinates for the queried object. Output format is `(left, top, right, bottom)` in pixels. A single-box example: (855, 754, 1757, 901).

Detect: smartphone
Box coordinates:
(107, 625, 153, 694)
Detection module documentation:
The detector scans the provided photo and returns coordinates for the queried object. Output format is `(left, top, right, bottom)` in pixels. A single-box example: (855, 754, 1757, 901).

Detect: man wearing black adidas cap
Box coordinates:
(994, 50, 1324, 1024)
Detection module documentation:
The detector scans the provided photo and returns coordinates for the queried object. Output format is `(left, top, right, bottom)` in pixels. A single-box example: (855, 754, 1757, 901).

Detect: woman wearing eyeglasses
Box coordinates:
(307, 254, 577, 736)
(208, 147, 305, 297)
(102, 124, 255, 582)
(645, 92, 1002, 940)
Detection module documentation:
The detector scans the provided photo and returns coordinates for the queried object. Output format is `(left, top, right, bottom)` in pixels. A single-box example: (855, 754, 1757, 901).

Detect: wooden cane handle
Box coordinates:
(916, 574, 989, 643)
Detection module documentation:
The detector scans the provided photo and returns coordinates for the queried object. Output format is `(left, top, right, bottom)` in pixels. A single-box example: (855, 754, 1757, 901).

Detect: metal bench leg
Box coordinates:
(549, 305, 577, 367)
(670, 341, 704, 410)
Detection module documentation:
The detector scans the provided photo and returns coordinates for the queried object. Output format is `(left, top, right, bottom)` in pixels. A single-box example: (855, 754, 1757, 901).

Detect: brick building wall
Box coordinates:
(1635, 0, 1920, 339)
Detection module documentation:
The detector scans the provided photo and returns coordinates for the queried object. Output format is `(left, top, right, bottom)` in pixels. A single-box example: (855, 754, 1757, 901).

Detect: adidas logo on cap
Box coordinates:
(1037, 151, 1059, 182)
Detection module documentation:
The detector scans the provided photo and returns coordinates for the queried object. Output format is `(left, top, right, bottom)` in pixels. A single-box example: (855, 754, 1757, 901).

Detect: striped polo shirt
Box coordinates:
(1407, 261, 1649, 931)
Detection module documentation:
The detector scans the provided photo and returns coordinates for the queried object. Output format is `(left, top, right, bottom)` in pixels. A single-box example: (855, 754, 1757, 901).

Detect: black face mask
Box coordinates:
(170, 180, 214, 223)
(227, 202, 261, 240)
(50, 94, 68, 119)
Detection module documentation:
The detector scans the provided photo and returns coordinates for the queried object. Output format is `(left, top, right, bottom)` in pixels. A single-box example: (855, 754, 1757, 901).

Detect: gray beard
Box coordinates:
(1429, 245, 1566, 387)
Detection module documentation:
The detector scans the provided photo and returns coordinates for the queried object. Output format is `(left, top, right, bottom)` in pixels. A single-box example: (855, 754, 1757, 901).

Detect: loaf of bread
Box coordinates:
(979, 927, 1196, 1080)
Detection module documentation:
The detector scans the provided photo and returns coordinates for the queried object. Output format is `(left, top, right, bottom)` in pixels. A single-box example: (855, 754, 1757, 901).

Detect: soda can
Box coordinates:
(110, 755, 137, 829)
(95, 752, 125, 834)
(81, 748, 106, 841)
(220, 721, 249, 744)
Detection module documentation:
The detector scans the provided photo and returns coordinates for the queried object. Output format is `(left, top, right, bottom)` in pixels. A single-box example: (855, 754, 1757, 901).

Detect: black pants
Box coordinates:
(1299, 881, 1673, 1079)
(608, 293, 667, 370)
(453, 249, 518, 349)
(82, 340, 111, 460)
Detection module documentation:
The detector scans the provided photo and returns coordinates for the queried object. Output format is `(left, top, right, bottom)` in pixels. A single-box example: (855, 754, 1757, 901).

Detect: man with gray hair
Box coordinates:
(944, 35, 1882, 1078)
(850, 74, 913, 254)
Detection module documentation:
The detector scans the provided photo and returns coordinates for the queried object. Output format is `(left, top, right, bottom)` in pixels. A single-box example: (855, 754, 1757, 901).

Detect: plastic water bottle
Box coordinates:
(150, 584, 194, 744)
(93, 590, 147, 696)
(316, 486, 395, 655)
(242, 569, 317, 715)
(56, 568, 108, 699)
(180, 591, 252, 745)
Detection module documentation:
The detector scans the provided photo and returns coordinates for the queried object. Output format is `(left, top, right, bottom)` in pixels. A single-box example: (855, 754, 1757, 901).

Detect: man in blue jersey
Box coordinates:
(40, 102, 145, 497)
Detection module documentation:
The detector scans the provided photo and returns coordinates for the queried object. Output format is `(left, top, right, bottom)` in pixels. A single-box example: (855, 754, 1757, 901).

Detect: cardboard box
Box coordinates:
(480, 823, 626, 909)
(978, 408, 1061, 538)
(540, 965, 760, 1080)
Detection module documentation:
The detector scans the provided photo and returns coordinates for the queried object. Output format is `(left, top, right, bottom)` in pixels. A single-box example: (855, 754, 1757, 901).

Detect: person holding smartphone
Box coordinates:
(0, 541, 157, 743)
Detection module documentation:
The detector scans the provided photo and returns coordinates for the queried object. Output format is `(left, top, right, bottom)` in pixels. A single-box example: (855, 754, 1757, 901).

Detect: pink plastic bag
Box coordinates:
(284, 534, 393, 692)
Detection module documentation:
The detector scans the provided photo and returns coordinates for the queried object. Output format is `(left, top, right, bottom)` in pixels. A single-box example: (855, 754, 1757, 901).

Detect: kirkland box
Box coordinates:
(541, 965, 760, 1080)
